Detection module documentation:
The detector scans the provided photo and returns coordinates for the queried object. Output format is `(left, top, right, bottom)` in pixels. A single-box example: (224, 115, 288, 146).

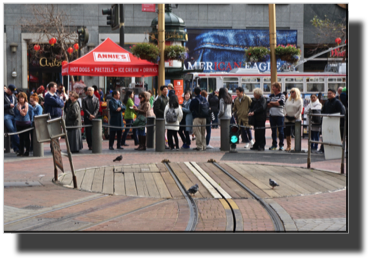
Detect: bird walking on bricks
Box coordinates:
(113, 155, 123, 162)
(187, 184, 199, 196)
(269, 179, 279, 189)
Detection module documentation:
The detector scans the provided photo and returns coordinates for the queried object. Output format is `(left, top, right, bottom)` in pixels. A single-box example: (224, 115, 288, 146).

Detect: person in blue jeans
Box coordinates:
(4, 84, 20, 153)
(267, 82, 286, 150)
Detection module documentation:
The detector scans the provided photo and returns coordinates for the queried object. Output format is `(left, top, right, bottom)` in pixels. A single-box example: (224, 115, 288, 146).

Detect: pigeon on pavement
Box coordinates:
(187, 184, 199, 196)
(269, 179, 279, 189)
(113, 155, 123, 162)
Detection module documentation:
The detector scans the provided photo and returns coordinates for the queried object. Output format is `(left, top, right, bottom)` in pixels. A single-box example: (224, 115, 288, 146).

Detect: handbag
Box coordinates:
(132, 113, 146, 127)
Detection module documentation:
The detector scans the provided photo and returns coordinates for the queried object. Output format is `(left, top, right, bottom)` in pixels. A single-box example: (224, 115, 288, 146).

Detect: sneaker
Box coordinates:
(206, 145, 214, 149)
(250, 140, 254, 146)
(183, 144, 190, 149)
(176, 148, 179, 151)
(269, 146, 277, 150)
(193, 147, 201, 151)
(244, 143, 250, 148)
(279, 146, 284, 151)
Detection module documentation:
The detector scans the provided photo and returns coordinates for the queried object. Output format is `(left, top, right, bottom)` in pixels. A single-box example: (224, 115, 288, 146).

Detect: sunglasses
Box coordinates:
(290, 91, 295, 94)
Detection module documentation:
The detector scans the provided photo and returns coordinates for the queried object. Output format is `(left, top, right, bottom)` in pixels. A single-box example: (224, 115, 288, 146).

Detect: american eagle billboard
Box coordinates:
(184, 29, 298, 72)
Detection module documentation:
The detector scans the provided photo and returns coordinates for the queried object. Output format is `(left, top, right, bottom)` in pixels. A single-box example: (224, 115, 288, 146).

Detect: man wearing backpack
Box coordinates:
(190, 87, 209, 151)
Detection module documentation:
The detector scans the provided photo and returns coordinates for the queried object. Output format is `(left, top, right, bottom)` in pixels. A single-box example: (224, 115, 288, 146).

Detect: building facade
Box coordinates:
(3, 3, 346, 91)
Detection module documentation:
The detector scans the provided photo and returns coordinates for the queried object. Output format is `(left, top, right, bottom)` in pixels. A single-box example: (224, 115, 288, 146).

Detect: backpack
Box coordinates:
(196, 97, 209, 118)
(166, 108, 177, 123)
(311, 109, 322, 124)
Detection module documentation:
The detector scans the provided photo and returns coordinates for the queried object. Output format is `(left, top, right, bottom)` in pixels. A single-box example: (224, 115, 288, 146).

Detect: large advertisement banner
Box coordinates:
(184, 29, 298, 73)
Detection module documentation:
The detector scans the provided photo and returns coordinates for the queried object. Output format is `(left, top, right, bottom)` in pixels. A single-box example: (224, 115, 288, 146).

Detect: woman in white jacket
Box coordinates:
(304, 94, 322, 152)
(284, 88, 303, 151)
(164, 95, 183, 150)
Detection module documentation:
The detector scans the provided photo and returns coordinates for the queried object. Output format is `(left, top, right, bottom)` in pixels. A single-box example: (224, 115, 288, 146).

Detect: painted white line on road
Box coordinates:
(190, 161, 232, 199)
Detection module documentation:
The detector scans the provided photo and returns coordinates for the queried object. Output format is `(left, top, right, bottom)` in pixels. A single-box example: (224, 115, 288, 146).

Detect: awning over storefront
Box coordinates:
(62, 38, 158, 77)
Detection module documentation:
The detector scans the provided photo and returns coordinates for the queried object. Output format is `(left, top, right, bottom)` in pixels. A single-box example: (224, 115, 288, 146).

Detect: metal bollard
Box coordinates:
(4, 132, 11, 153)
(33, 129, 44, 157)
(294, 120, 301, 152)
(220, 118, 230, 151)
(146, 116, 155, 149)
(155, 118, 165, 152)
(92, 119, 102, 154)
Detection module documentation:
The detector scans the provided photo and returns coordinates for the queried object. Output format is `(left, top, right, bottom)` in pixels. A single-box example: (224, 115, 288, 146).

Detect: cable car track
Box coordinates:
(208, 160, 285, 232)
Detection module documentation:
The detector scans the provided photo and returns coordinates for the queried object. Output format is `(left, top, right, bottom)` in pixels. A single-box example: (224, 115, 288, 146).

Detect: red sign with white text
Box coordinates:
(174, 79, 184, 104)
(142, 4, 155, 12)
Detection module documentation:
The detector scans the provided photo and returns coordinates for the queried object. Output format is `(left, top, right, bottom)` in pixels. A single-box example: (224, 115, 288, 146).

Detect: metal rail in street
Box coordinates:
(208, 160, 285, 232)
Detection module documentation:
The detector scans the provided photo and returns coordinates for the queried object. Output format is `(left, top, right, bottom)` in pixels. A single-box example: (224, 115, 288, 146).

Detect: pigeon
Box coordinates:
(113, 155, 123, 162)
(269, 179, 279, 189)
(187, 184, 199, 196)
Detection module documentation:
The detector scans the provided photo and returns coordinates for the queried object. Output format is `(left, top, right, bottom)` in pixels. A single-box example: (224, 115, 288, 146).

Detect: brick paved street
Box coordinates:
(4, 127, 347, 232)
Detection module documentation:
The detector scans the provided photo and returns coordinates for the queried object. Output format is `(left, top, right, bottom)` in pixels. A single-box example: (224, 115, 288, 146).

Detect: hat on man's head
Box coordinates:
(8, 84, 16, 92)
(167, 83, 173, 88)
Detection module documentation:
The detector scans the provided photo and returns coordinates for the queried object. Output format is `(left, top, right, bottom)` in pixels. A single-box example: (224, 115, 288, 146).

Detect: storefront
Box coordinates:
(27, 44, 75, 91)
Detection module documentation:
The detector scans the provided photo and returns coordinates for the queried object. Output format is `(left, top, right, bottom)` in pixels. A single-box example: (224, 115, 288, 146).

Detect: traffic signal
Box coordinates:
(230, 125, 240, 144)
(102, 4, 120, 31)
(77, 27, 89, 48)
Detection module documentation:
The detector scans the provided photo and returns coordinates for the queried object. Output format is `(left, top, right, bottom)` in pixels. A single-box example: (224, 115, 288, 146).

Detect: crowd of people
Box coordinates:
(4, 80, 347, 156)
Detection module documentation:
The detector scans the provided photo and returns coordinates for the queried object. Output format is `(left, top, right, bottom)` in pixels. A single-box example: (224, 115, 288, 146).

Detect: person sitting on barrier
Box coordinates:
(121, 90, 139, 147)
(14, 92, 33, 157)
(284, 88, 303, 152)
(304, 94, 322, 153)
(179, 91, 193, 149)
(248, 88, 267, 151)
(29, 94, 43, 152)
(109, 90, 126, 150)
(164, 94, 183, 150)
(132, 91, 151, 151)
(4, 84, 20, 154)
(233, 87, 253, 149)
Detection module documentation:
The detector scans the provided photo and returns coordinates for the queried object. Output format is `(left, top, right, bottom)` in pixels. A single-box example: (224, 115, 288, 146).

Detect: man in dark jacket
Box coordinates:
(108, 90, 126, 150)
(167, 83, 175, 98)
(208, 90, 219, 129)
(4, 84, 20, 153)
(190, 87, 208, 151)
(248, 88, 267, 151)
(82, 87, 99, 150)
(319, 88, 346, 153)
(153, 85, 169, 118)
(44, 82, 64, 119)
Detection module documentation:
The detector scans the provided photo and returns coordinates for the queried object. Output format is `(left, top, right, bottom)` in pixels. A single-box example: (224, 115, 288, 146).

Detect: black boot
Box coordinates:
(135, 135, 142, 150)
(138, 136, 146, 151)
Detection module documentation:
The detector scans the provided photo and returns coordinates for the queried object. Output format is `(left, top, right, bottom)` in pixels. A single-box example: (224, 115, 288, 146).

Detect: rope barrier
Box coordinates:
(4, 127, 34, 136)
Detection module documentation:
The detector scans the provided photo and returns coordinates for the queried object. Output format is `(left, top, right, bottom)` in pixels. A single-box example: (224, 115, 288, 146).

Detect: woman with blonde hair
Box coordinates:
(284, 87, 303, 151)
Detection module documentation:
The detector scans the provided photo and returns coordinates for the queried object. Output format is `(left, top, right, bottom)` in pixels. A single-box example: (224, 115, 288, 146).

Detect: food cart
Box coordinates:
(62, 38, 158, 140)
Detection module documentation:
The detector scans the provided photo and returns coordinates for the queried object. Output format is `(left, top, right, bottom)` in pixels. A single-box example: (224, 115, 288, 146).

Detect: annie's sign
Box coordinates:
(93, 52, 131, 62)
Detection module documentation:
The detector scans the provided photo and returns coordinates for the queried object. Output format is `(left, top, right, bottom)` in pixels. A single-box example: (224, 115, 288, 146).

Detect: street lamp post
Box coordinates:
(268, 4, 277, 88)
(158, 4, 165, 95)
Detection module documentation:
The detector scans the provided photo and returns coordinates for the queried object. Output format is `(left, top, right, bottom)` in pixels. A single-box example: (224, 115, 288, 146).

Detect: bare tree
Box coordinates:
(20, 4, 79, 82)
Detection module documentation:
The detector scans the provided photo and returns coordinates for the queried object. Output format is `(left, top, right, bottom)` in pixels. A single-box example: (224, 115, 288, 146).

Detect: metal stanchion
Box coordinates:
(294, 120, 301, 152)
(92, 119, 102, 154)
(33, 128, 44, 157)
(155, 118, 165, 152)
(220, 118, 230, 151)
(146, 116, 155, 149)
(4, 130, 11, 153)
(307, 112, 311, 169)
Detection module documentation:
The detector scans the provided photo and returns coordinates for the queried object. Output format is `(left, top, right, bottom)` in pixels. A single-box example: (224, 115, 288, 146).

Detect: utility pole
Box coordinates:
(268, 4, 277, 89)
(158, 4, 165, 95)
(119, 4, 124, 48)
